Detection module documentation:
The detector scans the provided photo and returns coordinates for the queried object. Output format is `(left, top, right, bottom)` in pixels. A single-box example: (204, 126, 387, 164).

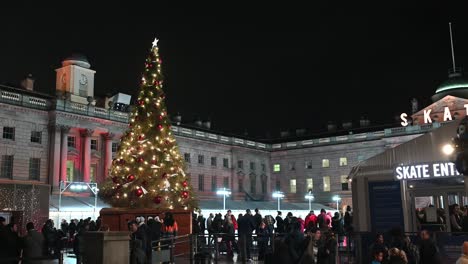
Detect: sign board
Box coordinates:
(368, 181, 404, 233)
(394, 162, 461, 181)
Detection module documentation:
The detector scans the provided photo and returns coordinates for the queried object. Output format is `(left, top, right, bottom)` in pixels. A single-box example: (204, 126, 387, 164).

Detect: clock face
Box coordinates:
(79, 74, 88, 85)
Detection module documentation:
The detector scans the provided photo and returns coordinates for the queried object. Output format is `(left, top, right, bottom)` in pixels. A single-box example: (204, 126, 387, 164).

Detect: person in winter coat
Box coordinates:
(298, 227, 325, 264)
(23, 222, 45, 264)
(5, 223, 20, 264)
(418, 230, 441, 264)
(456, 241, 468, 264)
(130, 221, 147, 264)
(275, 211, 285, 234)
(388, 247, 408, 264)
(257, 221, 270, 261)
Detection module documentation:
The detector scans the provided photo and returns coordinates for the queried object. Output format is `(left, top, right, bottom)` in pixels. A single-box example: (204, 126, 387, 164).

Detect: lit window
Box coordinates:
(306, 178, 313, 191)
(341, 175, 349, 191)
(184, 153, 191, 163)
(2, 127, 15, 140)
(323, 176, 330, 192)
(29, 158, 41, 181)
(289, 162, 296, 171)
(66, 160, 74, 182)
(339, 157, 348, 166)
(0, 155, 14, 179)
(198, 174, 204, 191)
(273, 164, 281, 172)
(211, 157, 217, 166)
(30, 131, 42, 144)
(67, 136, 76, 148)
(198, 155, 204, 165)
(322, 159, 330, 168)
(290, 179, 297, 193)
(305, 161, 312, 169)
(91, 139, 98, 150)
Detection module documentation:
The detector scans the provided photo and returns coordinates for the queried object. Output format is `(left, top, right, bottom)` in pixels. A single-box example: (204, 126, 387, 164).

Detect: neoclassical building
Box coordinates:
(1, 55, 458, 226)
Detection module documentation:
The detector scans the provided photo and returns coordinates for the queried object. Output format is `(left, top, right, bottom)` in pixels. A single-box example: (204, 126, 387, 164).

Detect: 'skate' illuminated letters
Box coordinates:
(394, 162, 461, 181)
(400, 104, 468, 126)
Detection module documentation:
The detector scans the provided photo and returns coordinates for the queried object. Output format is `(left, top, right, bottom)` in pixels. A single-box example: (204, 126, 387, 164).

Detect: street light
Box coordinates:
(305, 193, 315, 211)
(272, 191, 285, 211)
(59, 181, 99, 212)
(216, 188, 231, 211)
(442, 143, 455, 155)
(332, 195, 341, 211)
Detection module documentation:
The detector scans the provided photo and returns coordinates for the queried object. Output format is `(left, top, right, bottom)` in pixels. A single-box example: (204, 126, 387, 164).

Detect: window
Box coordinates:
(112, 142, 119, 152)
(290, 179, 297, 193)
(184, 153, 191, 163)
(306, 178, 313, 191)
(198, 174, 204, 191)
(322, 159, 330, 168)
(211, 175, 217, 191)
(223, 158, 229, 168)
(305, 161, 312, 169)
(273, 164, 281, 172)
(2, 127, 15, 140)
(90, 164, 97, 182)
(30, 131, 42, 143)
(250, 162, 255, 170)
(91, 139, 98, 150)
(224, 177, 229, 188)
(0, 155, 14, 179)
(198, 155, 204, 165)
(68, 136, 76, 148)
(262, 179, 267, 194)
(211, 157, 217, 167)
(261, 163, 266, 172)
(237, 160, 243, 169)
(289, 162, 296, 171)
(66, 160, 74, 182)
(339, 157, 348, 166)
(276, 180, 281, 191)
(323, 176, 331, 192)
(29, 158, 41, 180)
(238, 179, 244, 191)
(250, 176, 256, 194)
(341, 175, 349, 191)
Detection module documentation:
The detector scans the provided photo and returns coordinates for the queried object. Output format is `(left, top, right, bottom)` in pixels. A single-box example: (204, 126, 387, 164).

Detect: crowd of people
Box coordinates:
(189, 206, 354, 263)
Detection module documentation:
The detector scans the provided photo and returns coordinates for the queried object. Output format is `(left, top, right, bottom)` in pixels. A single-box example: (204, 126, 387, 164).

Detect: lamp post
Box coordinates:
(216, 188, 231, 211)
(305, 193, 315, 211)
(272, 191, 285, 211)
(332, 195, 341, 211)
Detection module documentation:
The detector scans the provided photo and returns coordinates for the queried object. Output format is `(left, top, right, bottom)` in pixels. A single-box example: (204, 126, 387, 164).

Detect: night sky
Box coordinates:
(1, 3, 468, 139)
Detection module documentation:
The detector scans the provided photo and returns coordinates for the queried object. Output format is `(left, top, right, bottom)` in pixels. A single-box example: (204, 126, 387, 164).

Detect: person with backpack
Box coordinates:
(317, 209, 330, 231)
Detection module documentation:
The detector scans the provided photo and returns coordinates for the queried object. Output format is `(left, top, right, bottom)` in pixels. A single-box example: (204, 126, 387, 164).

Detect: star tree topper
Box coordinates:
(152, 37, 159, 48)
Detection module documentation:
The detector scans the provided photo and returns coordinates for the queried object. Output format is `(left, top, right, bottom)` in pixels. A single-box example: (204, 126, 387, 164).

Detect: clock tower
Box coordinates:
(55, 54, 96, 105)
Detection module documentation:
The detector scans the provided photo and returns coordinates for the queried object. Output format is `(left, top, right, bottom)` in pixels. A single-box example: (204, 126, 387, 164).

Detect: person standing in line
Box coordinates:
(22, 222, 45, 264)
(238, 210, 256, 262)
(275, 211, 284, 234)
(206, 213, 214, 245)
(419, 229, 441, 264)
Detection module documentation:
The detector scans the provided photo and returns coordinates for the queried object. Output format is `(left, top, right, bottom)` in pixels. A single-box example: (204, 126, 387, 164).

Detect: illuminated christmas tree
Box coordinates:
(99, 38, 197, 210)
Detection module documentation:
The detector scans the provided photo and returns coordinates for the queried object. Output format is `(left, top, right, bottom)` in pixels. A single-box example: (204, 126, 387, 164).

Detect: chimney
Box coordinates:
(295, 128, 306, 136)
(173, 113, 182, 125)
(342, 121, 353, 130)
(359, 116, 370, 127)
(202, 120, 211, 129)
(327, 121, 337, 132)
(20, 74, 35, 91)
(280, 131, 290, 138)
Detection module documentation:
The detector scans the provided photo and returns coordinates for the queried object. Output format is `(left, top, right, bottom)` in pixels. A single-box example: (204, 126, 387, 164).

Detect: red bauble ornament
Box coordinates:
(182, 191, 189, 199)
(127, 174, 135, 182)
(158, 115, 163, 120)
(138, 135, 145, 140)
(119, 159, 126, 165)
(137, 157, 144, 163)
(162, 173, 168, 179)
(153, 195, 162, 204)
(182, 181, 188, 187)
(165, 139, 170, 145)
(160, 93, 166, 99)
(157, 124, 163, 130)
(135, 188, 143, 197)
(151, 159, 158, 164)
(138, 100, 145, 106)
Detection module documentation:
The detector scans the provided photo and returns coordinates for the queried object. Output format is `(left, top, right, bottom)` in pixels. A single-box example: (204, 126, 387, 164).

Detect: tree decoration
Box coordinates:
(98, 37, 198, 210)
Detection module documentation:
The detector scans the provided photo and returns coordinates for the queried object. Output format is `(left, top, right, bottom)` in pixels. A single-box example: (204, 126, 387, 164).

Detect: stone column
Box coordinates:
(102, 132, 115, 180)
(80, 129, 94, 182)
(48, 124, 62, 192)
(60, 126, 71, 182)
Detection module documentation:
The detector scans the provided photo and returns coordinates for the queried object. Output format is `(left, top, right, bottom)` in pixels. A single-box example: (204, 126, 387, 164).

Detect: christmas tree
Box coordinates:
(99, 38, 198, 210)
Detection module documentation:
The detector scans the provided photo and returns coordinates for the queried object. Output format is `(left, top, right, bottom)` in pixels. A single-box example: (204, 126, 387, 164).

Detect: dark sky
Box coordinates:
(1, 3, 468, 138)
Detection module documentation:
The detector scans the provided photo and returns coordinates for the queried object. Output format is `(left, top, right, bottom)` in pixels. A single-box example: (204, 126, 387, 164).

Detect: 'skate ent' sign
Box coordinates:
(394, 162, 461, 181)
